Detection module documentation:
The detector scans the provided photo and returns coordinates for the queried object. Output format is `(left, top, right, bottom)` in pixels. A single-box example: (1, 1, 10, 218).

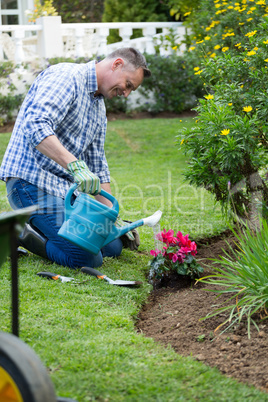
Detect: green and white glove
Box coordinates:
(67, 160, 101, 195)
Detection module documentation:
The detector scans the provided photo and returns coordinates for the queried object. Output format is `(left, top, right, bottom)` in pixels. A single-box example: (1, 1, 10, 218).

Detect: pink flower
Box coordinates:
(150, 249, 161, 257)
(172, 253, 179, 263)
(190, 241, 197, 256)
(156, 229, 177, 245)
(180, 246, 191, 255)
(176, 231, 191, 247)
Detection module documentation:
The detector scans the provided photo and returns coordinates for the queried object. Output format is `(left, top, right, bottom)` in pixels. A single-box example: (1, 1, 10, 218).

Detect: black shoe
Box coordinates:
(18, 222, 48, 259)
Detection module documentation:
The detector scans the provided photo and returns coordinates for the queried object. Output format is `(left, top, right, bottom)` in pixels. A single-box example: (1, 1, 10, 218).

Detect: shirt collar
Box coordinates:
(87, 60, 103, 100)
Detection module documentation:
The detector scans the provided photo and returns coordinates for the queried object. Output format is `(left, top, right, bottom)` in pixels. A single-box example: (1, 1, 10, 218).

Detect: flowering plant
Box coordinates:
(148, 229, 203, 283)
(25, 1, 57, 23)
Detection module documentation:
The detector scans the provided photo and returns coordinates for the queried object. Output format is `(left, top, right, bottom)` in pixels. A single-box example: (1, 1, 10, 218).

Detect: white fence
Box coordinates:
(0, 16, 186, 65)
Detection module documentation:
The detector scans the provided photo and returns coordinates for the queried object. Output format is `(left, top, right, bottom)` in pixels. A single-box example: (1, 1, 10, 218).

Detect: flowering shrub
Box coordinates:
(176, 0, 268, 219)
(148, 229, 203, 283)
(25, 0, 58, 23)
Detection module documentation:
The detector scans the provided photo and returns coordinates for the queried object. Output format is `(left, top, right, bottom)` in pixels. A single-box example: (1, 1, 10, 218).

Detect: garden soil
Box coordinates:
(1, 112, 267, 394)
(137, 230, 268, 394)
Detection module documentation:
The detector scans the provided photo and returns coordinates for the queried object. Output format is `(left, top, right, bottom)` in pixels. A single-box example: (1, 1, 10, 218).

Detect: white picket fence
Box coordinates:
(0, 16, 186, 65)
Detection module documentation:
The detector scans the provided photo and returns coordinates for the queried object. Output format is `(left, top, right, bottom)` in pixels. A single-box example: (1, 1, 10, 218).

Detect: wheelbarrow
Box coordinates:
(0, 207, 77, 402)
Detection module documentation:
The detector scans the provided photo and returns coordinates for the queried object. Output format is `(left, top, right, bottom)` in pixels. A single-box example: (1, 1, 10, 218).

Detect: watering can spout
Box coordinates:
(102, 210, 163, 246)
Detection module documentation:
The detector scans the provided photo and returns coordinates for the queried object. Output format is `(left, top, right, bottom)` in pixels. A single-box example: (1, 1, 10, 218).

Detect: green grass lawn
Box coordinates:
(0, 118, 266, 401)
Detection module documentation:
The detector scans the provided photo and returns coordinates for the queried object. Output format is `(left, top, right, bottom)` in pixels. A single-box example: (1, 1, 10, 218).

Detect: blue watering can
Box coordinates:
(58, 184, 162, 255)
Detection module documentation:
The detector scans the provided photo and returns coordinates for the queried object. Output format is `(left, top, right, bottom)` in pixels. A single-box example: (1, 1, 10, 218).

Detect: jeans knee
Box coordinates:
(102, 238, 123, 258)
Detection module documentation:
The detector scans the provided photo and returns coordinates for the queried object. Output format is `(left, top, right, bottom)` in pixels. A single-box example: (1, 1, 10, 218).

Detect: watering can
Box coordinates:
(58, 183, 162, 255)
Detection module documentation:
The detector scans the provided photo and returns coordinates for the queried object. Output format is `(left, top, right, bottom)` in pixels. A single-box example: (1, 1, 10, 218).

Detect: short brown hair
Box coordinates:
(107, 47, 151, 78)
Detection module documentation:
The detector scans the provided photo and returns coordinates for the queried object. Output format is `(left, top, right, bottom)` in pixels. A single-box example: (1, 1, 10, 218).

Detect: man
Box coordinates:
(0, 48, 151, 269)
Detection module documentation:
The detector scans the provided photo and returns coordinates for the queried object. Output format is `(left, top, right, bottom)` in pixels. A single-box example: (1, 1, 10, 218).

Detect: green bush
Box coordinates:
(52, 0, 104, 23)
(137, 53, 204, 114)
(199, 218, 268, 338)
(0, 61, 24, 125)
(102, 0, 170, 44)
(177, 1, 268, 218)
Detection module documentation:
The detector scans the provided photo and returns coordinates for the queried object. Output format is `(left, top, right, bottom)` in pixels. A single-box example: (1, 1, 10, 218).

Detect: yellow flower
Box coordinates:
(196, 40, 204, 44)
(172, 46, 178, 50)
(195, 70, 203, 75)
(265, 58, 268, 62)
(263, 40, 268, 44)
(220, 129, 230, 135)
(228, 103, 233, 106)
(210, 53, 216, 58)
(247, 50, 256, 56)
(247, 18, 253, 22)
(243, 106, 253, 112)
(194, 67, 200, 71)
(204, 94, 214, 100)
(205, 36, 211, 40)
(235, 43, 241, 47)
(253, 47, 258, 51)
(222, 47, 229, 52)
(245, 30, 257, 37)
(223, 32, 235, 38)
(180, 139, 185, 145)
(214, 44, 221, 50)
(189, 46, 196, 51)
(184, 11, 191, 16)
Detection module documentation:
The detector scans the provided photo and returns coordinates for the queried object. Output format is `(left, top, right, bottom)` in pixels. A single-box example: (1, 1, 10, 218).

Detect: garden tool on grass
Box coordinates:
(58, 183, 162, 255)
(81, 267, 143, 287)
(37, 271, 90, 285)
(37, 271, 75, 283)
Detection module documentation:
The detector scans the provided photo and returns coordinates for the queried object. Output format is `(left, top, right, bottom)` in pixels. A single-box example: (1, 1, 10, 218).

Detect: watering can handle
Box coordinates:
(65, 183, 119, 214)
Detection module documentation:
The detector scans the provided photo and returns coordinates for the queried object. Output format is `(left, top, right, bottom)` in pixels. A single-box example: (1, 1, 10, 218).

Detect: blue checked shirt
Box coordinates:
(0, 61, 110, 199)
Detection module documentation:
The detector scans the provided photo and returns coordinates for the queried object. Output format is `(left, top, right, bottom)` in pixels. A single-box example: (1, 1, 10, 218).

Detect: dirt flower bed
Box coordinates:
(137, 231, 268, 393)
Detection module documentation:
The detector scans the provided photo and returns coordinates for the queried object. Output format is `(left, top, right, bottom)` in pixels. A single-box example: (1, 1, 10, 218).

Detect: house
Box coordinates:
(0, 0, 34, 26)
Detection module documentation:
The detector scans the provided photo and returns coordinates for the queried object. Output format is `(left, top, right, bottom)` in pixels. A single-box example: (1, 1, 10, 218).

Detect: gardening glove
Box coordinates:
(67, 160, 101, 195)
(115, 216, 140, 251)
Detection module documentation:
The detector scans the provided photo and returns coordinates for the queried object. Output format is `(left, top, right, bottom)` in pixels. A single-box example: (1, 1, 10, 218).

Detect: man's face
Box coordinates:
(101, 59, 144, 99)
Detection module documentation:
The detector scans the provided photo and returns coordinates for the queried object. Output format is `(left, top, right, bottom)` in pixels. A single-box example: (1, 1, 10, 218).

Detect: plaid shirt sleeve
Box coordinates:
(22, 67, 77, 148)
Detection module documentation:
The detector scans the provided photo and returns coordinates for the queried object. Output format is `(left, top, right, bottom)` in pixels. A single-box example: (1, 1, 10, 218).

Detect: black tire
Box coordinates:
(0, 332, 57, 402)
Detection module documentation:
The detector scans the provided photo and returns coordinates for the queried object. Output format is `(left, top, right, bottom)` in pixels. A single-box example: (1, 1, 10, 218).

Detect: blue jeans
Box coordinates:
(6, 178, 122, 269)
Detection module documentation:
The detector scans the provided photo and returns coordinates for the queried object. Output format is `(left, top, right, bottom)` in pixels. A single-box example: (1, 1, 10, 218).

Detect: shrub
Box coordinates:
(52, 0, 104, 23)
(199, 218, 268, 338)
(0, 61, 25, 125)
(137, 53, 204, 114)
(177, 2, 268, 218)
(102, 0, 170, 44)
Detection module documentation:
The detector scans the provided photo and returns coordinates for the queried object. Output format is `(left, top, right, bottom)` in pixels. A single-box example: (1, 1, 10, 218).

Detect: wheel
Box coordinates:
(0, 332, 57, 402)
